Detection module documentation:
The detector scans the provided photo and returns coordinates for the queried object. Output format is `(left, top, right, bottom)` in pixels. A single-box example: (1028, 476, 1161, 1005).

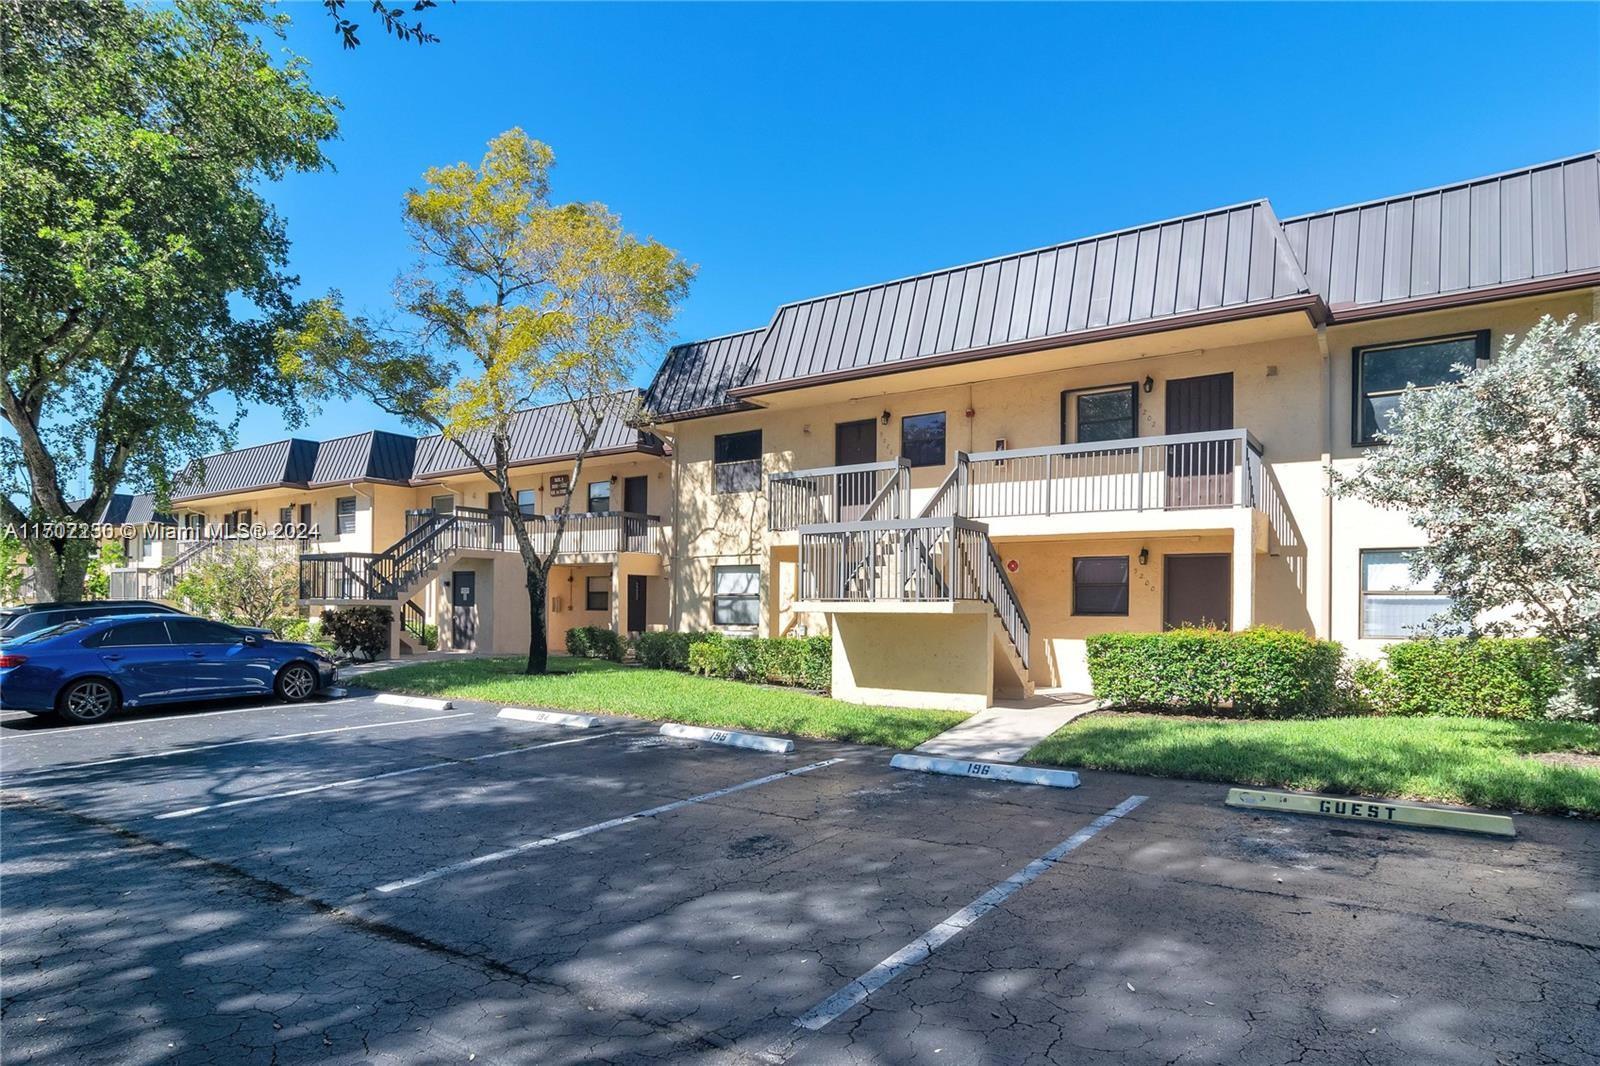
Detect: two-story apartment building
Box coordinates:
(642, 152, 1600, 710)
(86, 151, 1600, 709)
(105, 392, 672, 657)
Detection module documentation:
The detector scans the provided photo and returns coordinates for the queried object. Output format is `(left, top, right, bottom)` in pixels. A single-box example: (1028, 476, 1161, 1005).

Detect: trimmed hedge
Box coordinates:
(1086, 626, 1342, 716)
(687, 634, 831, 691)
(633, 630, 720, 670)
(565, 625, 623, 662)
(1381, 637, 1564, 720)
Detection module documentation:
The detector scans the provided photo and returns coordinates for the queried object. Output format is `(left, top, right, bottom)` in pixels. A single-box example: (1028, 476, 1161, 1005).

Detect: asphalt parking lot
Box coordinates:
(2, 693, 1596, 1066)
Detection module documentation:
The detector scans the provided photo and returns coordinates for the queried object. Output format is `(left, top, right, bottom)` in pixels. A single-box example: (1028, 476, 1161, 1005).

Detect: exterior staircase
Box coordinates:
(793, 456, 1034, 698)
(107, 535, 237, 603)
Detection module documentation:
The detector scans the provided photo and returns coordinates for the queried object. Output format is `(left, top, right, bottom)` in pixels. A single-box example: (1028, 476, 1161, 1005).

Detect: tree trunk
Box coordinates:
(525, 565, 549, 675)
(30, 538, 89, 603)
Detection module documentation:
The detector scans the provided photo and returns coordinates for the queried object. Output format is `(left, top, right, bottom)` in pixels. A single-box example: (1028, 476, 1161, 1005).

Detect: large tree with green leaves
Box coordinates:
(0, 0, 338, 601)
(280, 129, 692, 673)
(1336, 314, 1600, 718)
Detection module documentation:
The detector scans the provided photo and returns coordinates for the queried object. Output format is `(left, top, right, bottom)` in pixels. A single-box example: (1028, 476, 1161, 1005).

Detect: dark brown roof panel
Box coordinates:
(736, 200, 1310, 396)
(308, 430, 418, 485)
(412, 391, 663, 479)
(641, 328, 767, 421)
(1281, 152, 1600, 310)
(171, 439, 318, 501)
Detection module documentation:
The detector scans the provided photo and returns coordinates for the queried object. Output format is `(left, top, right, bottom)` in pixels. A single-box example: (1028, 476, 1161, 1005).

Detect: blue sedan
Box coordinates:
(0, 614, 338, 724)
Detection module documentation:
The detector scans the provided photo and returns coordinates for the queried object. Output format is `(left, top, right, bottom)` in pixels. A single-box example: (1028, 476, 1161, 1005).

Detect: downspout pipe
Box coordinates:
(1318, 323, 1335, 641)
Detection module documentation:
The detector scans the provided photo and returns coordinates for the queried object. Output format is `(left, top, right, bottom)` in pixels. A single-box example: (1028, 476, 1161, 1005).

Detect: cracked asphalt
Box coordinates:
(1, 692, 1595, 1065)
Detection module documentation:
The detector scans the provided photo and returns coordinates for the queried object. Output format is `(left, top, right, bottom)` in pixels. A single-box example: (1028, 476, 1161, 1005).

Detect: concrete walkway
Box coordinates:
(338, 650, 489, 679)
(913, 691, 1103, 764)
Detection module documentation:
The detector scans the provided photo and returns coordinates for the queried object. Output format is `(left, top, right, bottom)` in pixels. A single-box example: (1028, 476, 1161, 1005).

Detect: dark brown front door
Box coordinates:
(1165, 372, 1235, 507)
(626, 574, 646, 634)
(835, 419, 877, 518)
(1164, 554, 1230, 630)
(451, 570, 477, 650)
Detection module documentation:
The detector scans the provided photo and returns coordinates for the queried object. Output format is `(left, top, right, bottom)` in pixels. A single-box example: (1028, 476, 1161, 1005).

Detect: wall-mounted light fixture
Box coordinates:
(1137, 547, 1149, 566)
(1142, 375, 1155, 394)
(880, 410, 891, 426)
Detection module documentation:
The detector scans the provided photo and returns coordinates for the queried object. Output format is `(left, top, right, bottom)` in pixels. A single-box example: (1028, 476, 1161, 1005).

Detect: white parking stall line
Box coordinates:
(0, 699, 343, 742)
(152, 732, 618, 820)
(0, 713, 473, 781)
(792, 794, 1147, 1033)
(375, 757, 847, 894)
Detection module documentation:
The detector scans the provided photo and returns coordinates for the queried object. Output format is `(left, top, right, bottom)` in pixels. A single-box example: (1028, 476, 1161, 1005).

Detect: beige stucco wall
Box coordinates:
(415, 453, 672, 522)
(830, 608, 995, 712)
(175, 483, 407, 556)
(995, 533, 1232, 690)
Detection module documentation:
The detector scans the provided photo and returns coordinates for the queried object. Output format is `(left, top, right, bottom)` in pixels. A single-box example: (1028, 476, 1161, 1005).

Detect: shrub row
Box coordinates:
(565, 625, 624, 662)
(1086, 627, 1342, 717)
(633, 630, 721, 670)
(1087, 627, 1569, 720)
(563, 628, 831, 691)
(686, 634, 831, 690)
(1365, 637, 1565, 719)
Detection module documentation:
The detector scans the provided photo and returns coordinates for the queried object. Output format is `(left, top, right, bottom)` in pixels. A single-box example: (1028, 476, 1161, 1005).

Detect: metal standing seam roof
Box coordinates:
(412, 391, 665, 479)
(641, 327, 768, 421)
(170, 438, 320, 501)
(1281, 151, 1600, 314)
(735, 199, 1313, 396)
(307, 430, 418, 486)
(69, 492, 172, 526)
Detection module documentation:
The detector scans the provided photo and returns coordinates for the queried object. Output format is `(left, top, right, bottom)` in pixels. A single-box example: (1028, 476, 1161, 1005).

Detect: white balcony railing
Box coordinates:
(923, 429, 1265, 520)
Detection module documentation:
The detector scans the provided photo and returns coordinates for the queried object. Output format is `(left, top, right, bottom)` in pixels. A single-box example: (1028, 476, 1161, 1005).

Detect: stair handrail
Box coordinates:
(857, 459, 910, 523)
(918, 452, 969, 519)
(978, 536, 1031, 670)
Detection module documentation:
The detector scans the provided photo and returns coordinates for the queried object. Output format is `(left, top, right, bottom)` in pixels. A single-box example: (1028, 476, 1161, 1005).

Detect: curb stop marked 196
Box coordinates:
(890, 753, 1081, 789)
(659, 722, 795, 754)
(498, 708, 599, 729)
(1226, 787, 1515, 837)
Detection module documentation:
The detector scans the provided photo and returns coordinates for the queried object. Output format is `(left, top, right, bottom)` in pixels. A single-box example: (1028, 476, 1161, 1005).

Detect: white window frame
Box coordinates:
(713, 564, 760, 628)
(585, 575, 610, 612)
(1359, 548, 1454, 639)
(335, 496, 357, 535)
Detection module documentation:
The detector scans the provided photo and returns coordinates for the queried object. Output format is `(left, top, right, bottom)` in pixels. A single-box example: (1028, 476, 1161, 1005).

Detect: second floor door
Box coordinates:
(835, 419, 877, 519)
(623, 476, 649, 549)
(1165, 372, 1234, 508)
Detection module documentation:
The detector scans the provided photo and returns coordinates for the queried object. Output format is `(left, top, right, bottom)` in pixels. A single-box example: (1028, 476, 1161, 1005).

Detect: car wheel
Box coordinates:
(275, 663, 318, 703)
(57, 679, 120, 724)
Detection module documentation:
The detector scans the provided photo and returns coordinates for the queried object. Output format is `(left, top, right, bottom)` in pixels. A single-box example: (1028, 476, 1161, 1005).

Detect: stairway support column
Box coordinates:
(388, 599, 403, 660)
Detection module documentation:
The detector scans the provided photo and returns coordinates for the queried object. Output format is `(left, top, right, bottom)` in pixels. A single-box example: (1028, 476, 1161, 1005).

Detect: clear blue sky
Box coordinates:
(230, 0, 1599, 446)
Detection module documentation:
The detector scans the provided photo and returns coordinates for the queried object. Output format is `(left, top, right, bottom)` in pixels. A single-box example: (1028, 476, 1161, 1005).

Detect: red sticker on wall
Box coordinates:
(1006, 559, 1019, 573)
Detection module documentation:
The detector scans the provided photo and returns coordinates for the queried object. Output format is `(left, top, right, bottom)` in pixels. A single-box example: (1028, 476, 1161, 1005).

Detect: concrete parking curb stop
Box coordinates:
(498, 708, 600, 728)
(890, 753, 1081, 788)
(1226, 787, 1516, 837)
(373, 693, 453, 711)
(659, 723, 795, 753)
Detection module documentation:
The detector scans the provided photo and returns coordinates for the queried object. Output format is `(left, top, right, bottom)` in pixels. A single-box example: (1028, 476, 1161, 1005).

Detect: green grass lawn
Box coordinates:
(357, 655, 966, 749)
(1027, 712, 1600, 816)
